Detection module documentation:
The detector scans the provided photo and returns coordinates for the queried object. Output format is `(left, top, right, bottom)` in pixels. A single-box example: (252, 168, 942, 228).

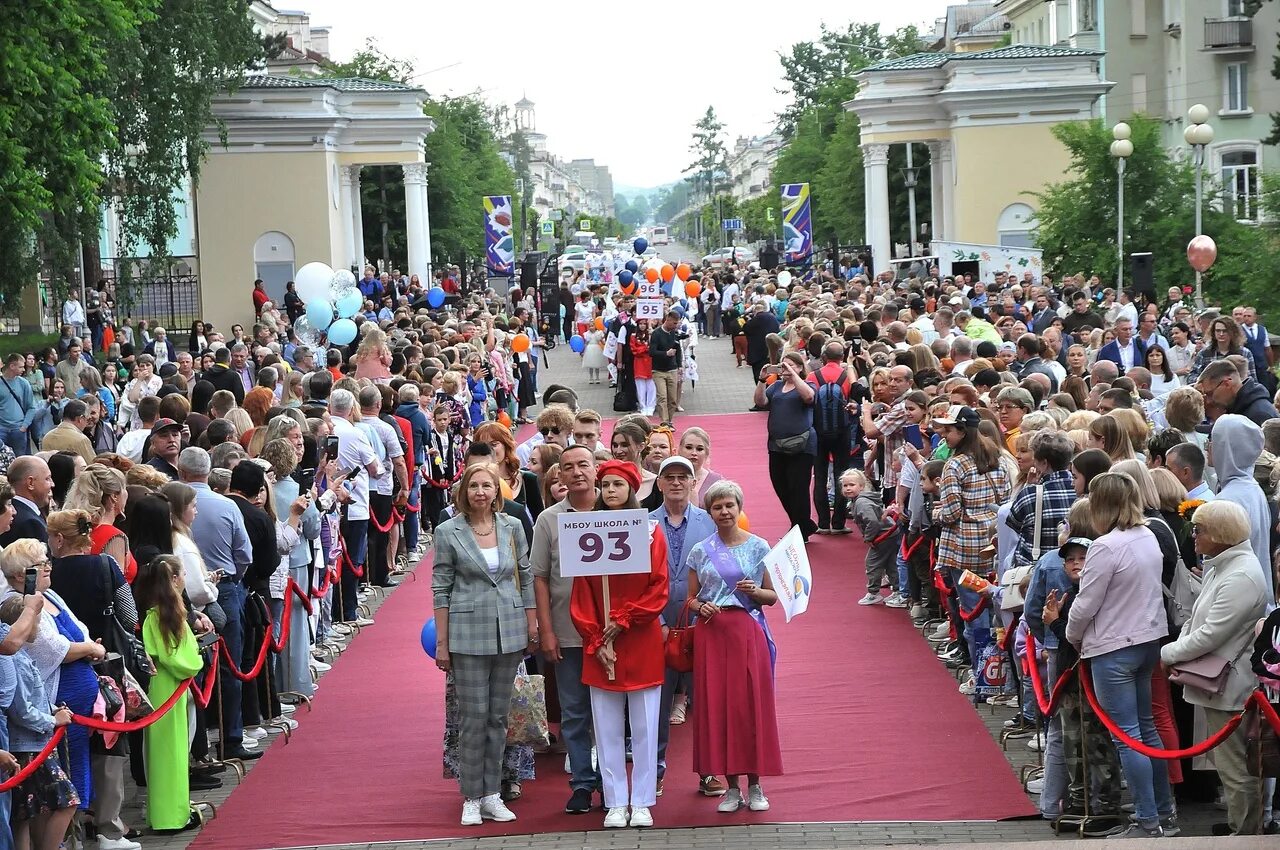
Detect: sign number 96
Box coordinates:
(581, 532, 632, 563)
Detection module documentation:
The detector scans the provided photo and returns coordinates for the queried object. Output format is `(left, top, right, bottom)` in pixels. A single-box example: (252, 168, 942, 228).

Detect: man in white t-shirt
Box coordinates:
(358, 385, 406, 589)
(329, 388, 381, 623)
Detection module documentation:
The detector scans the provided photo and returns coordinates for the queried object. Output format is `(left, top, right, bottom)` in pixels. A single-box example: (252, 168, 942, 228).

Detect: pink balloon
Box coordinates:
(1187, 235, 1217, 273)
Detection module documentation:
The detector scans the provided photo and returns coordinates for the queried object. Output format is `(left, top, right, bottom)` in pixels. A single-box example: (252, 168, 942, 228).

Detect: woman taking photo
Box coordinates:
(1162, 500, 1268, 835)
(133, 553, 204, 833)
(685, 480, 782, 814)
(679, 426, 723, 504)
(752, 352, 817, 541)
(1065, 472, 1173, 839)
(570, 461, 669, 829)
(431, 464, 536, 827)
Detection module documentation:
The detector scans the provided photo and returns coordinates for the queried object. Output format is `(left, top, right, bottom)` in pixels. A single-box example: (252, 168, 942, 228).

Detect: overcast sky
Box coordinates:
(296, 0, 940, 192)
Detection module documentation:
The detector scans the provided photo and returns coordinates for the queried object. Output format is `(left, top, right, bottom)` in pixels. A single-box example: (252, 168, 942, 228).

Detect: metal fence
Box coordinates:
(85, 257, 202, 344)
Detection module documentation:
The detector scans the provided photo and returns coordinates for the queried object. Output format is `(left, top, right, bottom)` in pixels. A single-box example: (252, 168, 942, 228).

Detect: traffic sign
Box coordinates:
(579, 219, 591, 230)
(514, 178, 524, 193)
(540, 221, 555, 235)
(722, 218, 743, 231)
(549, 209, 563, 221)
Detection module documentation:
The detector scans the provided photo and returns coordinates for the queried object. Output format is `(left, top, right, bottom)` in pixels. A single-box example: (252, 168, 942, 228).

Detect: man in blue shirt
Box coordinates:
(0, 355, 35, 458)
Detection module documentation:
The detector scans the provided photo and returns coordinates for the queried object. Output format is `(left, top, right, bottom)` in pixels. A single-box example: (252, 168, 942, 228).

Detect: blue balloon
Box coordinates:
(618, 269, 633, 286)
(305, 299, 334, 330)
(334, 289, 363, 319)
(633, 238, 648, 255)
(327, 318, 358, 346)
(427, 287, 446, 308)
(624, 260, 638, 274)
(421, 617, 437, 659)
(569, 335, 586, 353)
(673, 304, 686, 319)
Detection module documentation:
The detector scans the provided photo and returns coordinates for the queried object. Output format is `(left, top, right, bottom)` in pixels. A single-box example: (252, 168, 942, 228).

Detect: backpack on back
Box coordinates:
(812, 368, 851, 437)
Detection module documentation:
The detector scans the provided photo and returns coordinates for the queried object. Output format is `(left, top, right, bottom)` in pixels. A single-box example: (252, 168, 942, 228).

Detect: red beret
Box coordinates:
(596, 459, 641, 493)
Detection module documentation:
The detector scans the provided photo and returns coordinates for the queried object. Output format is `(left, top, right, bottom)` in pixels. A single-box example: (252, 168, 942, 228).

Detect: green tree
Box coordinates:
(1033, 116, 1280, 320)
(320, 37, 415, 83)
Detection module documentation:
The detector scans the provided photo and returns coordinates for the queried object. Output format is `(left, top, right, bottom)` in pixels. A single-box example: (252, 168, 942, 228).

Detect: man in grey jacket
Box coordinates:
(1209, 414, 1274, 597)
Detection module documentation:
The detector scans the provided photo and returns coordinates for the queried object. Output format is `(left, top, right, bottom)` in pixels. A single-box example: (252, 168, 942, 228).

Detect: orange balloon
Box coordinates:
(645, 267, 659, 284)
(497, 410, 512, 428)
(620, 282, 638, 296)
(660, 264, 675, 283)
(676, 263, 692, 282)
(511, 333, 531, 353)
(737, 510, 750, 532)
(594, 317, 605, 331)
(685, 281, 702, 298)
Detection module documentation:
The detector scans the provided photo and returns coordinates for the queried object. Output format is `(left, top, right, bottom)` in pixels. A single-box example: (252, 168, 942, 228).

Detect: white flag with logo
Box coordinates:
(763, 526, 812, 623)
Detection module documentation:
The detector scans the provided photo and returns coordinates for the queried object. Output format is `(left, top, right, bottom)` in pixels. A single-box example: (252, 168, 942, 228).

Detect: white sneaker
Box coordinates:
(603, 806, 629, 828)
(461, 798, 482, 826)
(717, 788, 744, 812)
(239, 734, 259, 750)
(885, 592, 909, 608)
(278, 702, 296, 715)
(747, 784, 770, 811)
(958, 677, 977, 696)
(97, 838, 141, 850)
(480, 794, 517, 822)
(858, 593, 884, 606)
(931, 622, 951, 639)
(629, 806, 653, 827)
(310, 659, 332, 673)
(245, 726, 268, 740)
(1027, 733, 1046, 752)
(272, 716, 298, 730)
(355, 617, 375, 627)
(1025, 777, 1044, 794)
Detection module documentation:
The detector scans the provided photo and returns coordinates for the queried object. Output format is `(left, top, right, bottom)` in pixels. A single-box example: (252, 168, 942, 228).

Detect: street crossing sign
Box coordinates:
(540, 221, 555, 235)
(722, 218, 743, 231)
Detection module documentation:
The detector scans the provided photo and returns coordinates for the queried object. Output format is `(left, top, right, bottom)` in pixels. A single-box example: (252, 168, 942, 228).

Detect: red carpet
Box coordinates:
(190, 413, 1035, 850)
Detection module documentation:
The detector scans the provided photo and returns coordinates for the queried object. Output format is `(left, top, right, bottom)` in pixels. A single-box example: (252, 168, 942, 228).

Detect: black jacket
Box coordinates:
(0, 500, 46, 549)
(744, 311, 780, 364)
(231, 495, 277, 593)
(1229, 377, 1280, 427)
(206, 364, 246, 405)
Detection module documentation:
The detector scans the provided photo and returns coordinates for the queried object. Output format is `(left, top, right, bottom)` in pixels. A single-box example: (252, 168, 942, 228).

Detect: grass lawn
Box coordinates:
(0, 331, 59, 356)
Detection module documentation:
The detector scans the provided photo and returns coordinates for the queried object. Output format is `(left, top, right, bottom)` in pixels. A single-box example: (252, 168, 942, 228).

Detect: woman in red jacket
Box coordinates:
(630, 320, 656, 417)
(570, 460, 668, 830)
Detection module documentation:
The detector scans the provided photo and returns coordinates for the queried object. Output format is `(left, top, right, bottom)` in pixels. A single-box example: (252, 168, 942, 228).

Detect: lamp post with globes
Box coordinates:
(1185, 104, 1214, 308)
(1110, 122, 1134, 292)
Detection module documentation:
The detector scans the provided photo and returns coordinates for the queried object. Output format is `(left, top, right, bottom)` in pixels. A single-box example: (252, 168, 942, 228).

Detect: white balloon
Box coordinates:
(328, 269, 357, 301)
(296, 262, 335, 305)
(777, 271, 793, 288)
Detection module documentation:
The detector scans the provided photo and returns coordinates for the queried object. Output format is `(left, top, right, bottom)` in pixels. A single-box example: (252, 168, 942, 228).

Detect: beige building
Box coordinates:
(998, 0, 1276, 223)
(847, 44, 1112, 274)
(514, 98, 612, 224)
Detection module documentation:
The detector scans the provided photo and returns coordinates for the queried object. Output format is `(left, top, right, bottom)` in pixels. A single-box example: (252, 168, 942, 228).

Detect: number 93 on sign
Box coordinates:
(556, 509, 650, 577)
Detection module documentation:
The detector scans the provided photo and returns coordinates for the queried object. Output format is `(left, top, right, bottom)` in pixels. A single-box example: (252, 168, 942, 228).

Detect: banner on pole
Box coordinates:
(483, 195, 516, 277)
(780, 183, 813, 264)
(762, 525, 812, 622)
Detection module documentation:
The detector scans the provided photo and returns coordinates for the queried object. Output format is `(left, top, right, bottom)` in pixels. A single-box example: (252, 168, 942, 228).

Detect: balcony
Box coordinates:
(1203, 17, 1253, 52)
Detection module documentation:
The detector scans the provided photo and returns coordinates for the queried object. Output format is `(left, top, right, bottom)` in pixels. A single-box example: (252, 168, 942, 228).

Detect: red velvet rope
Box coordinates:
(901, 534, 926, 561)
(403, 502, 420, 514)
(1024, 632, 1078, 715)
(189, 661, 219, 710)
(0, 727, 67, 792)
(1079, 662, 1280, 759)
(958, 591, 990, 622)
(72, 675, 195, 733)
(1000, 616, 1017, 652)
(336, 532, 363, 579)
(220, 622, 273, 682)
(368, 509, 397, 534)
(310, 566, 336, 599)
(291, 579, 313, 615)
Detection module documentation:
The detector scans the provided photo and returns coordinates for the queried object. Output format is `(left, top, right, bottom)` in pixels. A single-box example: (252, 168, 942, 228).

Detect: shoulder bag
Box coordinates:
(664, 603, 695, 673)
(97, 556, 155, 689)
(1148, 514, 1201, 628)
(503, 532, 549, 747)
(1168, 639, 1251, 696)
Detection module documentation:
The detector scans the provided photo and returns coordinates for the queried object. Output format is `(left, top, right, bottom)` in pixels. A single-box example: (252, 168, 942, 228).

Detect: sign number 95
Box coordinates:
(581, 532, 632, 563)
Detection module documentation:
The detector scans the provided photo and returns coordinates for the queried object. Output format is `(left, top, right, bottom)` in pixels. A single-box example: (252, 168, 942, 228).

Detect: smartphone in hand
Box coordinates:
(904, 423, 924, 450)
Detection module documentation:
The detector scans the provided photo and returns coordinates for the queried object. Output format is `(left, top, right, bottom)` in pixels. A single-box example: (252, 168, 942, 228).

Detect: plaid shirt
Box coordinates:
(933, 453, 1010, 572)
(1005, 470, 1075, 567)
(873, 398, 911, 489)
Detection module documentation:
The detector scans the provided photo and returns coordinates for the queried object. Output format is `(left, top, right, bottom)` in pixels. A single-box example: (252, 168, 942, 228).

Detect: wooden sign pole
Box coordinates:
(602, 576, 615, 681)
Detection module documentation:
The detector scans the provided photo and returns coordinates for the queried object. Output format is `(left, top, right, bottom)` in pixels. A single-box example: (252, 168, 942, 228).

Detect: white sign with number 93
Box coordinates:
(557, 509, 651, 577)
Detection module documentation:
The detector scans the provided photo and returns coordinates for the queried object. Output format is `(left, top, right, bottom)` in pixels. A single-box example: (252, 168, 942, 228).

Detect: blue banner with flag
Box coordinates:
(781, 183, 812, 265)
(483, 195, 515, 277)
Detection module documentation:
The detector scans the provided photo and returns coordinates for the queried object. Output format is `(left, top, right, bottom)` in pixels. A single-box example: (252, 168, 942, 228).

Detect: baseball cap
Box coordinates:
(658, 456, 695, 477)
(909, 297, 926, 312)
(152, 418, 181, 434)
(932, 405, 979, 428)
(1059, 537, 1094, 557)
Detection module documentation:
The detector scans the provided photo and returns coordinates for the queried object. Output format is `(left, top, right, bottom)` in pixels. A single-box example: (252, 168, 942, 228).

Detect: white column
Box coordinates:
(402, 162, 430, 279)
(926, 141, 946, 242)
(862, 143, 891, 277)
(936, 140, 955, 245)
(344, 165, 365, 271)
(338, 166, 356, 270)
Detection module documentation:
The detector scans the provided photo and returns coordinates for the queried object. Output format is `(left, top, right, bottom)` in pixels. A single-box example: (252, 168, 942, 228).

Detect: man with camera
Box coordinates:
(649, 310, 684, 427)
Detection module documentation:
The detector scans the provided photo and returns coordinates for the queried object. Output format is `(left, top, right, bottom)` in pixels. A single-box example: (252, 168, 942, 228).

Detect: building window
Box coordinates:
(1132, 73, 1148, 113)
(1225, 62, 1248, 112)
(1227, 0, 1246, 16)
(1163, 0, 1181, 28)
(1131, 0, 1147, 36)
(1220, 149, 1259, 222)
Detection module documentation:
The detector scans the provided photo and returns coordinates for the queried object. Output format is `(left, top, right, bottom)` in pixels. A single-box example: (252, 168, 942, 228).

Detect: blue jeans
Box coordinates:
(555, 647, 600, 792)
(404, 470, 421, 553)
(949, 567, 990, 667)
(216, 580, 246, 746)
(896, 551, 910, 603)
(0, 428, 28, 458)
(1040, 651, 1068, 818)
(1089, 641, 1173, 827)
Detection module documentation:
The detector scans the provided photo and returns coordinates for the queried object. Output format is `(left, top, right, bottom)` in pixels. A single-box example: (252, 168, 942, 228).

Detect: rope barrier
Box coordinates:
(310, 566, 336, 599)
(220, 626, 272, 682)
(0, 728, 66, 792)
(1023, 632, 1078, 716)
(368, 508, 397, 534)
(189, 661, 219, 710)
(72, 675, 194, 733)
(335, 533, 363, 579)
(958, 592, 990, 623)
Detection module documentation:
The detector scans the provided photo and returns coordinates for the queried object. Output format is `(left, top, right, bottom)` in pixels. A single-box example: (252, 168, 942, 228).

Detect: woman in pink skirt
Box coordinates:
(684, 479, 783, 813)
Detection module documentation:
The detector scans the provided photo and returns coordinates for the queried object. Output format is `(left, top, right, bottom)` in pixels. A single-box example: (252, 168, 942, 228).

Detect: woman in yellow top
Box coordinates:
(135, 553, 205, 833)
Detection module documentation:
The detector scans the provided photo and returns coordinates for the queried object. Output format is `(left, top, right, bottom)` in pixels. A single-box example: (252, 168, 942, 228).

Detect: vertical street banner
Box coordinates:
(780, 183, 812, 265)
(762, 526, 812, 623)
(483, 195, 516, 277)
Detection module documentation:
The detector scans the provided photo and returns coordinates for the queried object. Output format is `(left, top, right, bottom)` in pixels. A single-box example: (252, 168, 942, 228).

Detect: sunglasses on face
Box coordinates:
(540, 427, 561, 437)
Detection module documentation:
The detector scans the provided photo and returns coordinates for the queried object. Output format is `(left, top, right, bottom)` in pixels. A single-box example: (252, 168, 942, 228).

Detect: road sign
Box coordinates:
(549, 209, 563, 221)
(556, 509, 651, 577)
(514, 178, 524, 193)
(579, 219, 591, 230)
(722, 218, 743, 231)
(540, 221, 555, 235)
(766, 208, 775, 222)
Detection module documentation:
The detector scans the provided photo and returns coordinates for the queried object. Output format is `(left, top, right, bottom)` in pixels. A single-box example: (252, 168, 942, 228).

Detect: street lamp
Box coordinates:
(902, 143, 919, 257)
(1110, 122, 1134, 291)
(1184, 104, 1215, 308)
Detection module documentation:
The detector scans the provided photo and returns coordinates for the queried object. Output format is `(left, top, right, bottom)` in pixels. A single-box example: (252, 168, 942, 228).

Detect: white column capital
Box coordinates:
(862, 143, 890, 166)
(926, 140, 953, 163)
(402, 162, 429, 186)
(342, 164, 364, 186)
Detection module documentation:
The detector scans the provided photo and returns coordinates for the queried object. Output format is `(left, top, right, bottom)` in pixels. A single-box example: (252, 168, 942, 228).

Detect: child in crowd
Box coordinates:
(581, 324, 606, 385)
(423, 404, 460, 531)
(843, 470, 902, 605)
(0, 596, 77, 850)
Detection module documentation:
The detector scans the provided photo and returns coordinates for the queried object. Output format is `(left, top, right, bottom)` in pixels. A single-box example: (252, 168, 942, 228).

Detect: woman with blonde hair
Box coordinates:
(223, 407, 253, 440)
(678, 426, 724, 504)
(1109, 408, 1150, 459)
(1088, 415, 1136, 462)
(354, 325, 393, 383)
(64, 463, 137, 582)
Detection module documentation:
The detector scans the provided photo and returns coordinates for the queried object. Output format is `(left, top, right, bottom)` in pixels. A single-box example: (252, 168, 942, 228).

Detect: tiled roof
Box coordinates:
(240, 74, 419, 92)
(864, 43, 1103, 72)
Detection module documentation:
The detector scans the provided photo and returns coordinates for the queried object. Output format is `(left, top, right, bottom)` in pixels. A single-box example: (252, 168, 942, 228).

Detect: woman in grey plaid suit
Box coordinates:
(432, 463, 538, 826)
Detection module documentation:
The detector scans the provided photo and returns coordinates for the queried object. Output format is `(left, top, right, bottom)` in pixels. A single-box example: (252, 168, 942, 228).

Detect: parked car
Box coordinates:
(701, 246, 756, 267)
(557, 245, 588, 273)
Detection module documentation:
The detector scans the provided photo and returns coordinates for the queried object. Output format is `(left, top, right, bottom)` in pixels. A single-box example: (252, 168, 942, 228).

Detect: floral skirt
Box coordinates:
(12, 748, 80, 821)
(442, 661, 534, 783)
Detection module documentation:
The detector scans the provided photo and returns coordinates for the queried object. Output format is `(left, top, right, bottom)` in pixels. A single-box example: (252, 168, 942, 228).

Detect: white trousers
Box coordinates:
(589, 685, 661, 808)
(635, 379, 656, 415)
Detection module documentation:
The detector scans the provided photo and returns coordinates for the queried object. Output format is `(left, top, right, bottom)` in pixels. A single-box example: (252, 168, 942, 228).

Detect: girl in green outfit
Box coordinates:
(135, 554, 205, 832)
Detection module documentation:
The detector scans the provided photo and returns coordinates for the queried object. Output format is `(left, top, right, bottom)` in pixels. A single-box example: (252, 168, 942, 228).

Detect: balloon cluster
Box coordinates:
(294, 262, 364, 347)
